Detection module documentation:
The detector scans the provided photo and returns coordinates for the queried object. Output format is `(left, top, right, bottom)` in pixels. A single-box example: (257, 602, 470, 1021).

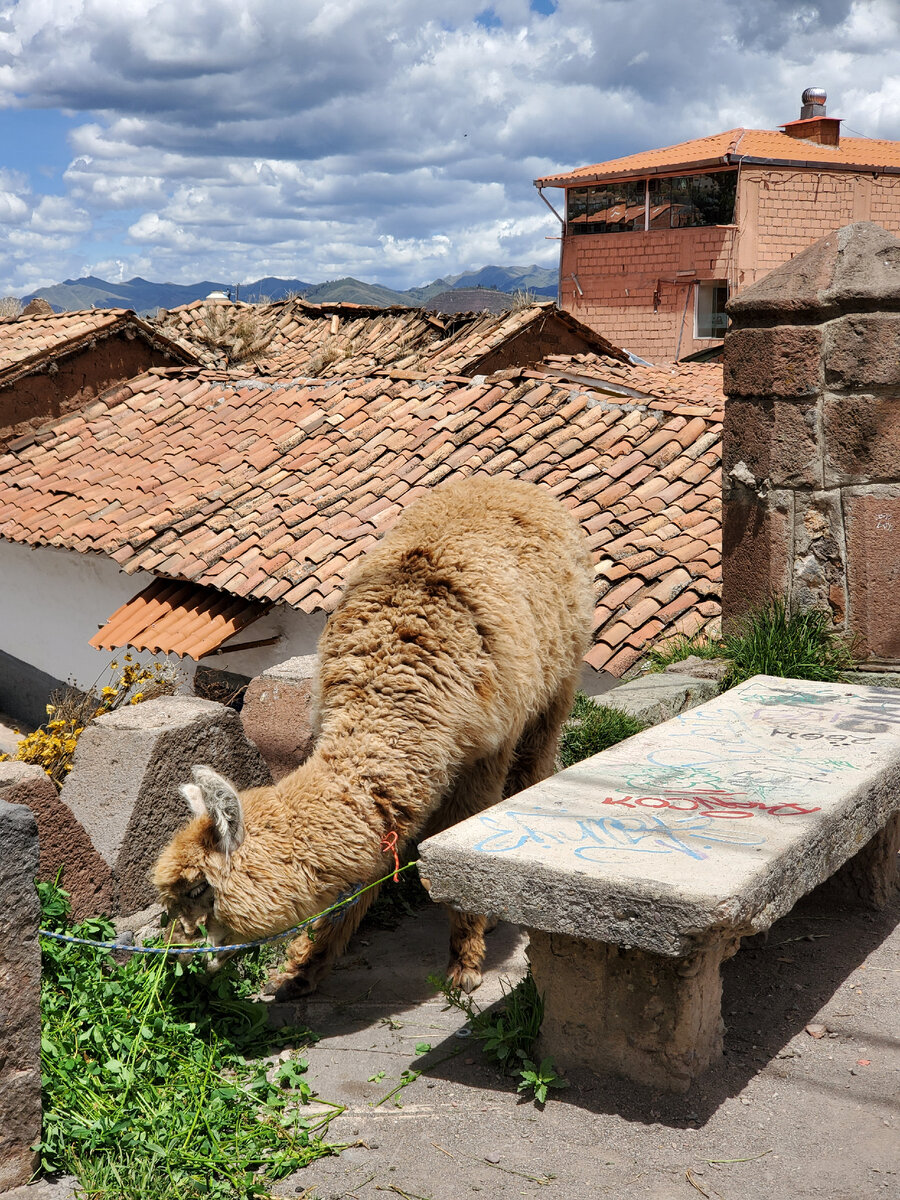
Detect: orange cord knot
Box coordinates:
(380, 830, 400, 882)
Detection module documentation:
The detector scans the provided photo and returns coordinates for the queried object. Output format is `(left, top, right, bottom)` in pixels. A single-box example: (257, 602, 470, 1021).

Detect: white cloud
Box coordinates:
(0, 0, 898, 294)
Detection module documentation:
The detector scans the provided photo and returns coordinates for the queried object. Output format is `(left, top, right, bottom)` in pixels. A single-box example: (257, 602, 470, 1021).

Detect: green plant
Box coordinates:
(431, 971, 567, 1104)
(645, 630, 725, 673)
(557, 692, 645, 769)
(517, 1057, 569, 1105)
(0, 657, 180, 788)
(37, 880, 339, 1199)
(720, 598, 854, 690)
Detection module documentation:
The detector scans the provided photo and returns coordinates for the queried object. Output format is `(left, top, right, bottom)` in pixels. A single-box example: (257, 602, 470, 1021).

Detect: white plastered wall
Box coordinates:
(0, 539, 326, 694)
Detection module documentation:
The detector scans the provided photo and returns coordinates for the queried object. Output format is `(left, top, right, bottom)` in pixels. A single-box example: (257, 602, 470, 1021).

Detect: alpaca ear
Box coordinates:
(180, 782, 206, 817)
(184, 765, 245, 855)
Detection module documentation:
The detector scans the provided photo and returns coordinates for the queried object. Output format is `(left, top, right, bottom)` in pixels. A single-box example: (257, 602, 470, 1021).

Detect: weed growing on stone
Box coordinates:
(720, 599, 854, 689)
(645, 631, 726, 673)
(37, 880, 340, 1200)
(558, 692, 645, 769)
(431, 971, 567, 1104)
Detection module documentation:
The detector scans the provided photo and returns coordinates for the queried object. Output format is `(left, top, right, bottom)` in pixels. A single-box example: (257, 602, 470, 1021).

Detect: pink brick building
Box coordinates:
(535, 90, 900, 362)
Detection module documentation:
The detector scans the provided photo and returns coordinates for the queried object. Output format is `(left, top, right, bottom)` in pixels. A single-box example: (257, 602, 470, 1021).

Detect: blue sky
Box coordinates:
(0, 0, 898, 296)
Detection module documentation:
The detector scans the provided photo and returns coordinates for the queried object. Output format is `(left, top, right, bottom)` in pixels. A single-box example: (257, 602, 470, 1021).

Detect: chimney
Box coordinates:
(780, 87, 841, 147)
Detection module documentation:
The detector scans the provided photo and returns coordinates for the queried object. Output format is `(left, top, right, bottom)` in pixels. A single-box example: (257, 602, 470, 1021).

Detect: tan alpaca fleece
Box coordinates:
(154, 475, 594, 990)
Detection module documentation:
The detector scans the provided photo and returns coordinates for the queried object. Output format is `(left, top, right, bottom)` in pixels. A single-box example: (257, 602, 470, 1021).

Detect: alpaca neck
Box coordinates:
(307, 718, 454, 844)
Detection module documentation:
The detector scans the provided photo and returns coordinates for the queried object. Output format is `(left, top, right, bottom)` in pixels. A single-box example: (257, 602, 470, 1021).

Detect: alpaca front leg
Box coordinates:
(277, 886, 379, 998)
(446, 908, 486, 993)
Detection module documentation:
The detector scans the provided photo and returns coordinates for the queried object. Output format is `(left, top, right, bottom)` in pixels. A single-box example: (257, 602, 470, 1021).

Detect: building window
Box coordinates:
(695, 281, 729, 338)
(652, 172, 737, 228)
(567, 170, 737, 234)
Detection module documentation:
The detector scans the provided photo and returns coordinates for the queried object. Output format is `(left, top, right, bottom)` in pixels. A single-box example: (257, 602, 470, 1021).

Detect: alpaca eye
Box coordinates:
(186, 881, 210, 901)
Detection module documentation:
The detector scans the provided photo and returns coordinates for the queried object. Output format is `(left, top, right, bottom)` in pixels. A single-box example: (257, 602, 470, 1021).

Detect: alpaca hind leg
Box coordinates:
(503, 675, 579, 800)
(446, 908, 486, 993)
(276, 885, 380, 998)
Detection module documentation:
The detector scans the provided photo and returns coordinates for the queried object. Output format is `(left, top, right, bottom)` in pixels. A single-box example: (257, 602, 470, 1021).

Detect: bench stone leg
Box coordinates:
(820, 812, 900, 911)
(527, 929, 740, 1093)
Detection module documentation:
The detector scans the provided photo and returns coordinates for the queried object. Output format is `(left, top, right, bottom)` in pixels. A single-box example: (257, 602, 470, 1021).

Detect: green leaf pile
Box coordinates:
(37, 880, 339, 1199)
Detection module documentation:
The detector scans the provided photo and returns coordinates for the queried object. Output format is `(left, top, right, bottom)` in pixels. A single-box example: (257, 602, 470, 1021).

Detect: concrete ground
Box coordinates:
(267, 879, 899, 1200)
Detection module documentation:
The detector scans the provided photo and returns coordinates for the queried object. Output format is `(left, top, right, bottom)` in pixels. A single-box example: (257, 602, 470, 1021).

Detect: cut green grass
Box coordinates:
(37, 880, 340, 1200)
(720, 598, 854, 689)
(558, 692, 645, 769)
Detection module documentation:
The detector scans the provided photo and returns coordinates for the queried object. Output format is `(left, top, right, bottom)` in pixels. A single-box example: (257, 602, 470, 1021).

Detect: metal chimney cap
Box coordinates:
(802, 87, 827, 106)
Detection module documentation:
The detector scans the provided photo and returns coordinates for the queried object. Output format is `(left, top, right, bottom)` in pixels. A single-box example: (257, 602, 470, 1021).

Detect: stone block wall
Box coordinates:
(0, 762, 113, 919)
(0, 799, 41, 1190)
(722, 221, 900, 662)
(60, 695, 271, 914)
(241, 655, 318, 781)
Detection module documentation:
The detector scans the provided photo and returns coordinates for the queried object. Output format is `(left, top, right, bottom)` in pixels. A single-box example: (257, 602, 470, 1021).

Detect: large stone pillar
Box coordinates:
(723, 221, 900, 663)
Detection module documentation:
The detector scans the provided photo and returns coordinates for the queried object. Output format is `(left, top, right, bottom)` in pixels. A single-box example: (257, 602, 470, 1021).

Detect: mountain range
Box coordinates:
(21, 265, 557, 314)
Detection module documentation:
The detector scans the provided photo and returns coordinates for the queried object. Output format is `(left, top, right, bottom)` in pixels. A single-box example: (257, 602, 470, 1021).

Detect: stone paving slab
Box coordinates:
(420, 675, 900, 956)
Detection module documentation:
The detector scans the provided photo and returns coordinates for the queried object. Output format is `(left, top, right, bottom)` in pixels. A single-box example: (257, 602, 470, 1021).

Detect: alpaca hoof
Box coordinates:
(447, 963, 483, 993)
(273, 969, 319, 1000)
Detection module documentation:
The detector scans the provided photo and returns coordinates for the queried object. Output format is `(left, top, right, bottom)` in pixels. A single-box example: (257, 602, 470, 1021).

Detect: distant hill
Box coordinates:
(406, 264, 557, 305)
(22, 275, 313, 314)
(20, 264, 557, 314)
(301, 277, 413, 307)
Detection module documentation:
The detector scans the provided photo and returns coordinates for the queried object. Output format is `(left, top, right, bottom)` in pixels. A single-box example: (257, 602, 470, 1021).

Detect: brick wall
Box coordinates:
(559, 226, 735, 361)
(0, 333, 187, 450)
(558, 166, 900, 362)
(747, 169, 900, 279)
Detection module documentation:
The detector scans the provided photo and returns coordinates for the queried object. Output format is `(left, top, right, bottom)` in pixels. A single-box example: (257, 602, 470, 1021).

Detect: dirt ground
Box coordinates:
(265, 877, 899, 1200)
(7, 868, 897, 1200)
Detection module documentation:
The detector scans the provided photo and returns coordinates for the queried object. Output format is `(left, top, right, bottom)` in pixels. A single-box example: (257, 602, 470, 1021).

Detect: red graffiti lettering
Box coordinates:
(600, 789, 820, 820)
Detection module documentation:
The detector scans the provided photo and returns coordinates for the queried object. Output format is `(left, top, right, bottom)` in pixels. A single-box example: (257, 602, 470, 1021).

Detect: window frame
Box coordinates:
(694, 280, 730, 340)
(566, 169, 737, 235)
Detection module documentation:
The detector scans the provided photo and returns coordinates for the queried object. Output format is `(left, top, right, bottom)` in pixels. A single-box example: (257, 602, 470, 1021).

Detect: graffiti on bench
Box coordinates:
(473, 802, 765, 862)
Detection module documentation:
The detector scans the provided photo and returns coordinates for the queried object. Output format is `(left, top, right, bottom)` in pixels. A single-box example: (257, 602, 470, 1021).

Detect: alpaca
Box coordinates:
(154, 475, 594, 994)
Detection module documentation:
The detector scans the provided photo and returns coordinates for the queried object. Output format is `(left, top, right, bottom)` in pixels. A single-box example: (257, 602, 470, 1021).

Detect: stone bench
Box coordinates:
(419, 675, 900, 1093)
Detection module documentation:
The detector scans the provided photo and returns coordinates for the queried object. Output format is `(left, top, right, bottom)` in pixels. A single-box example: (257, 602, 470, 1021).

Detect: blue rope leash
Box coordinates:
(39, 862, 417, 957)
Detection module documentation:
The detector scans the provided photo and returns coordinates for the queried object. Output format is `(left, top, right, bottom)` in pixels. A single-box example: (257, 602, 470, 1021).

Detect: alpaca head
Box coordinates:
(153, 765, 248, 967)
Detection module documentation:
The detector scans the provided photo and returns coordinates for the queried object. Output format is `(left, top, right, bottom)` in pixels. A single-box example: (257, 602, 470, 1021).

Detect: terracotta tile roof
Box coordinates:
(536, 128, 900, 187)
(90, 577, 269, 658)
(395, 303, 627, 377)
(0, 308, 198, 385)
(151, 298, 625, 379)
(539, 353, 725, 417)
(0, 363, 722, 673)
